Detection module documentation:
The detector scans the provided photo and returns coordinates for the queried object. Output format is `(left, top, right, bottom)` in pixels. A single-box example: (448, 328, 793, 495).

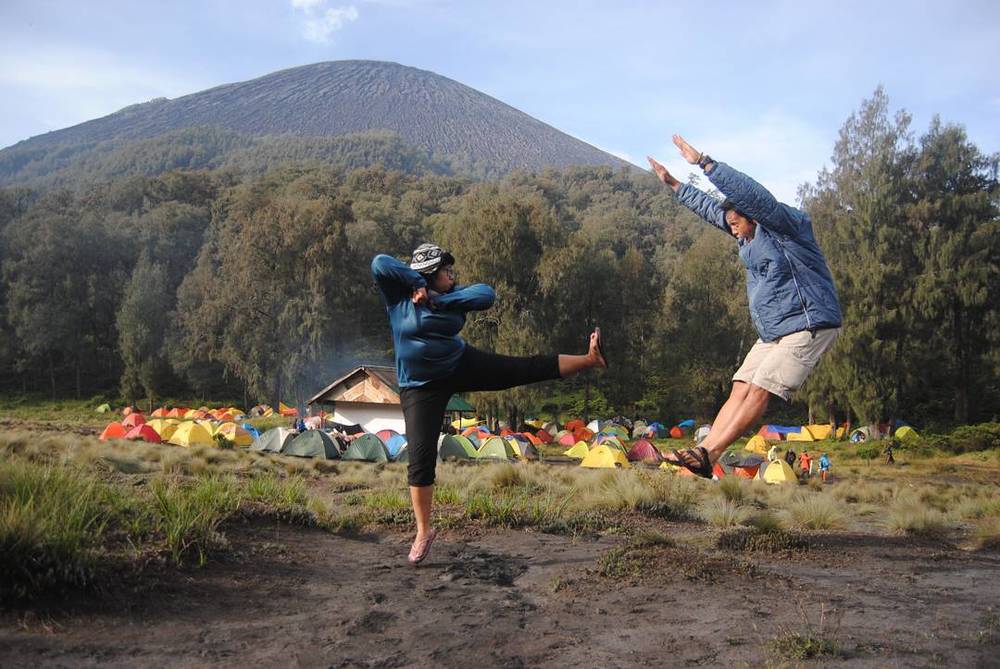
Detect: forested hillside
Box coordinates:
(0, 89, 996, 429)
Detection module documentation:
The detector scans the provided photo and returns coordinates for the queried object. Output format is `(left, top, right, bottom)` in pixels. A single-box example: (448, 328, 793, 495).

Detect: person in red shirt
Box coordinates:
(800, 450, 812, 479)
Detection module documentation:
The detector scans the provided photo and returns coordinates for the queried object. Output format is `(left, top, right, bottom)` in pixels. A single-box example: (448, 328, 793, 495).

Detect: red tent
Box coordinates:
(626, 439, 662, 463)
(125, 424, 161, 443)
(122, 413, 146, 429)
(564, 419, 586, 431)
(757, 425, 782, 441)
(534, 429, 553, 444)
(670, 426, 684, 439)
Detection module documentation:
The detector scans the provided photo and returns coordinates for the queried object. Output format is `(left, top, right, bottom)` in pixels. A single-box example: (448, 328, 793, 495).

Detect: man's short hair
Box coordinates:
(720, 199, 753, 222)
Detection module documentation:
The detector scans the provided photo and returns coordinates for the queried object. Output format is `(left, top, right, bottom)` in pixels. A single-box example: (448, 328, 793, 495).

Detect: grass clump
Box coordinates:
(699, 497, 751, 528)
(149, 475, 240, 566)
(768, 632, 840, 660)
(0, 461, 112, 601)
(883, 502, 951, 538)
(245, 472, 307, 508)
(786, 494, 845, 530)
(768, 602, 842, 660)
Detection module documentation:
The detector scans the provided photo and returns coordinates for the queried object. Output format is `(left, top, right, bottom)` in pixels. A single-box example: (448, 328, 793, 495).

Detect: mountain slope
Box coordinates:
(0, 60, 630, 186)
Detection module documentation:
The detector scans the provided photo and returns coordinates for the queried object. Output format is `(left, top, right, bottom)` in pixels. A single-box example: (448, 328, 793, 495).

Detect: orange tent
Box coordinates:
(712, 462, 727, 479)
(125, 425, 161, 443)
(166, 408, 185, 418)
(670, 426, 684, 439)
(564, 419, 585, 431)
(151, 408, 167, 418)
(122, 413, 146, 429)
(572, 427, 594, 442)
(523, 432, 542, 446)
(499, 428, 514, 437)
(99, 422, 128, 441)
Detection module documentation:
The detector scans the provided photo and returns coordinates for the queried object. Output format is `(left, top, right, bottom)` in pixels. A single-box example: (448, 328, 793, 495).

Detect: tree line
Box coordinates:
(0, 89, 996, 430)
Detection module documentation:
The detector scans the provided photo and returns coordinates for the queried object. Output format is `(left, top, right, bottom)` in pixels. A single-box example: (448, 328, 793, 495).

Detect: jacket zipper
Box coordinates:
(773, 235, 813, 330)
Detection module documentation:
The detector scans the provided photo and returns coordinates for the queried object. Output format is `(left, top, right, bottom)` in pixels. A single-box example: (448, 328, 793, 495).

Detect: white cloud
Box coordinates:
(290, 1, 359, 44)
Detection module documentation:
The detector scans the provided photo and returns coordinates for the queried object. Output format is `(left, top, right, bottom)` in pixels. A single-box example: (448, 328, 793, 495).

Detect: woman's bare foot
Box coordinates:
(590, 328, 608, 368)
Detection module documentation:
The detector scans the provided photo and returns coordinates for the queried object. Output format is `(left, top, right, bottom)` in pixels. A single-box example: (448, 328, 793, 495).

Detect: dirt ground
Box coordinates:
(2, 516, 999, 669)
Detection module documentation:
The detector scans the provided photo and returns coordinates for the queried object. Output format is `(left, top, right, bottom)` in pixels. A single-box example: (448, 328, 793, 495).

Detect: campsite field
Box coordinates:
(1, 413, 999, 667)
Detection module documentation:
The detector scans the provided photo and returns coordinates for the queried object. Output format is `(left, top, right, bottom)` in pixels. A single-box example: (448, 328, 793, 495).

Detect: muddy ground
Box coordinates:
(2, 516, 999, 668)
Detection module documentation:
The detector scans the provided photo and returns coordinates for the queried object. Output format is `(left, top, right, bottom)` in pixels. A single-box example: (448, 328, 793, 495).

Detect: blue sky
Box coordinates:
(1, 0, 998, 201)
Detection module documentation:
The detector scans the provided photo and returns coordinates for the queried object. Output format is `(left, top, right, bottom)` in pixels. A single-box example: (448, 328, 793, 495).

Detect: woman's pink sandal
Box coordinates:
(408, 529, 438, 564)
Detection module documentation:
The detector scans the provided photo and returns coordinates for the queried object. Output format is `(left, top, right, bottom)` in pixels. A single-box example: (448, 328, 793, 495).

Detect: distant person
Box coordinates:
(800, 450, 811, 478)
(884, 443, 895, 465)
(785, 448, 797, 468)
(767, 444, 779, 462)
(648, 135, 842, 478)
(819, 452, 831, 482)
(372, 243, 607, 564)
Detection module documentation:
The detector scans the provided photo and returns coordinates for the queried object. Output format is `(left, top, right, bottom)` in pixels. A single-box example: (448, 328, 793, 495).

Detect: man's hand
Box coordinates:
(411, 286, 429, 305)
(646, 156, 681, 192)
(672, 134, 702, 165)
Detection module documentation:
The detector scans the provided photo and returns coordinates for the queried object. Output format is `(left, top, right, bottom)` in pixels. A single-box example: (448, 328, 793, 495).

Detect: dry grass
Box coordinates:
(699, 497, 751, 528)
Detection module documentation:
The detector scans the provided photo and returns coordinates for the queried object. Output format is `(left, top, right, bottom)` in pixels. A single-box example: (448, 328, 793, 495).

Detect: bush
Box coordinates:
(949, 424, 1000, 453)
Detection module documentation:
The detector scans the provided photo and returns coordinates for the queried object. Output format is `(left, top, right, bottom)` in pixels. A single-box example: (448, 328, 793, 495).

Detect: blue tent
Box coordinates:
(766, 424, 801, 435)
(242, 423, 261, 439)
(385, 433, 407, 457)
(678, 419, 696, 429)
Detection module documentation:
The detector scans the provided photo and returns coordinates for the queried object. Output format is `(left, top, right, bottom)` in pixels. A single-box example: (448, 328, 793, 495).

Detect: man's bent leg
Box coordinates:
(702, 383, 773, 461)
(697, 381, 750, 453)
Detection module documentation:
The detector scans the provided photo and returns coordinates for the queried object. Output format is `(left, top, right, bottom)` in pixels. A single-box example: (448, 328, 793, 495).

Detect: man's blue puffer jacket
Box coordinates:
(676, 162, 842, 342)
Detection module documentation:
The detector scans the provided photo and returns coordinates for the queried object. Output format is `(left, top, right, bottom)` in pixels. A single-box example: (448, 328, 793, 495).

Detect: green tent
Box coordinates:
(342, 433, 391, 462)
(439, 434, 477, 460)
(95, 403, 111, 413)
(282, 430, 340, 459)
(250, 427, 296, 453)
(476, 436, 517, 460)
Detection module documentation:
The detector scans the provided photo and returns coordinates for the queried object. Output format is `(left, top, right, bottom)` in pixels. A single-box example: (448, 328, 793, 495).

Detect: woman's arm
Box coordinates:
(432, 284, 496, 312)
(371, 254, 427, 304)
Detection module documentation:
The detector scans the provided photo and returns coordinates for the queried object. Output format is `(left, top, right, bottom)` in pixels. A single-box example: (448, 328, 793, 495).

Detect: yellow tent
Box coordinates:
(523, 419, 543, 429)
(197, 419, 219, 435)
(805, 424, 833, 440)
(216, 422, 253, 447)
(895, 425, 919, 441)
(168, 422, 215, 447)
(786, 427, 815, 442)
(659, 461, 682, 473)
(745, 435, 769, 454)
(450, 417, 482, 429)
(836, 426, 846, 439)
(763, 459, 798, 484)
(581, 444, 631, 469)
(563, 441, 590, 459)
(146, 419, 178, 440)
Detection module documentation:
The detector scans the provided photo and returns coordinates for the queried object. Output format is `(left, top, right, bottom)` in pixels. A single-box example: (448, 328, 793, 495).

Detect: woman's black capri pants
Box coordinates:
(399, 345, 560, 486)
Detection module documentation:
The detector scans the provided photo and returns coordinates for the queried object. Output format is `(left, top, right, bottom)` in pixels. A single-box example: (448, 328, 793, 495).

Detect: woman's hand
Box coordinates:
(646, 156, 681, 192)
(411, 287, 429, 305)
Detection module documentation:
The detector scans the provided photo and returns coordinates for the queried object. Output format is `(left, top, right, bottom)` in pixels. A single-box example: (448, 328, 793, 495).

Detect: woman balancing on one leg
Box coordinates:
(372, 243, 607, 564)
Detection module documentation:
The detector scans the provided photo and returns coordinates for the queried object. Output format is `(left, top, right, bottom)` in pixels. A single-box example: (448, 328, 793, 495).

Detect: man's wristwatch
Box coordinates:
(698, 153, 715, 171)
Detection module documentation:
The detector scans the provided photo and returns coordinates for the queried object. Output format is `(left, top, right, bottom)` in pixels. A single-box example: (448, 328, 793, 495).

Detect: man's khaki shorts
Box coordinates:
(733, 328, 840, 401)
